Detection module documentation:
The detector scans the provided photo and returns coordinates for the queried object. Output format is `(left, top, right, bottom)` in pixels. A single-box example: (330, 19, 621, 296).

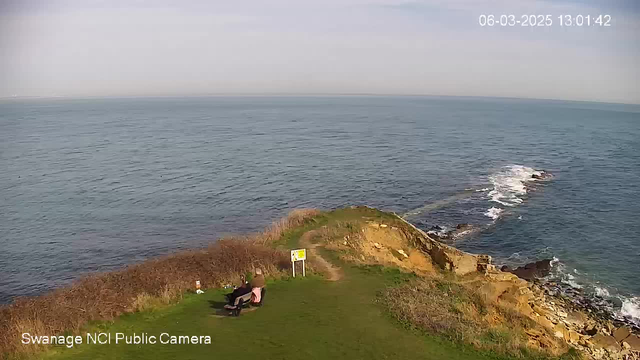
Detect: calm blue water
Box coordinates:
(1, 96, 639, 317)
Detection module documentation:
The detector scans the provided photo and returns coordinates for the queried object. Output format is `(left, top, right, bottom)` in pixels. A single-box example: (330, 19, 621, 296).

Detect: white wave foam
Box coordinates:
(566, 280, 583, 289)
(484, 207, 503, 220)
(506, 252, 522, 260)
(452, 230, 473, 239)
(550, 258, 577, 286)
(544, 257, 639, 324)
(620, 297, 640, 321)
(487, 165, 542, 207)
(427, 226, 449, 238)
(594, 286, 610, 297)
(562, 273, 583, 288)
(476, 187, 491, 192)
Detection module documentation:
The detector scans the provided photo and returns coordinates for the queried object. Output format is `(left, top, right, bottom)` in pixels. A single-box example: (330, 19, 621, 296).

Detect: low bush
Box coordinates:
(0, 209, 319, 358)
(382, 277, 564, 359)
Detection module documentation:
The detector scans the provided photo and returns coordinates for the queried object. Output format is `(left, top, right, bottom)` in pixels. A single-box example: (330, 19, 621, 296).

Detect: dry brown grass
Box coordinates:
(318, 220, 361, 241)
(255, 208, 321, 245)
(0, 209, 318, 358)
(383, 277, 566, 358)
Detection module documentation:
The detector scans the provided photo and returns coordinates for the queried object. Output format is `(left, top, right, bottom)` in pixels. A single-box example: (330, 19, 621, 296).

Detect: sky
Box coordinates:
(0, 0, 639, 104)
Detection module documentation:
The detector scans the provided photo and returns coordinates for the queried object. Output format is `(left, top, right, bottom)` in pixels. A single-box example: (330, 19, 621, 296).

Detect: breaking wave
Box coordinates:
(483, 165, 546, 220)
(621, 298, 640, 322)
(488, 165, 543, 207)
(548, 257, 640, 326)
(484, 207, 503, 220)
(594, 286, 611, 298)
(427, 226, 449, 238)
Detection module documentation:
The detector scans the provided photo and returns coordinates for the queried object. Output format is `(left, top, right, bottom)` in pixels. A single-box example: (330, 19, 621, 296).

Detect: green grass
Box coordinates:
(274, 206, 403, 249)
(42, 264, 515, 360)
(34, 208, 534, 360)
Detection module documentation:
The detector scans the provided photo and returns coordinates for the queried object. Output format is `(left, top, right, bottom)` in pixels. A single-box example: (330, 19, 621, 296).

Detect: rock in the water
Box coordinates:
(456, 223, 472, 230)
(426, 224, 476, 240)
(532, 170, 552, 180)
(449, 224, 475, 238)
(502, 259, 553, 281)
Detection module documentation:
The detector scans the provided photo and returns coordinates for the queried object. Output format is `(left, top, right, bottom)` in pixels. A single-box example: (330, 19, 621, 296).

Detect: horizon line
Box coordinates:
(1, 93, 639, 107)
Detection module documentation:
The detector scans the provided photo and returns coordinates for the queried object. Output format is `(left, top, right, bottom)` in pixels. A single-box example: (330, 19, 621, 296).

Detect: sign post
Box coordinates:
(290, 249, 306, 277)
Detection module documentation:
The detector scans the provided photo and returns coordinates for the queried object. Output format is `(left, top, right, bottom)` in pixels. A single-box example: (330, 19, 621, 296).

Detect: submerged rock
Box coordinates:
(532, 170, 553, 180)
(426, 223, 476, 241)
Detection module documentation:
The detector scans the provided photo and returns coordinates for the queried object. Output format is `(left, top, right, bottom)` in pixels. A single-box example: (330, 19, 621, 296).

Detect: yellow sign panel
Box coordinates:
(291, 249, 306, 262)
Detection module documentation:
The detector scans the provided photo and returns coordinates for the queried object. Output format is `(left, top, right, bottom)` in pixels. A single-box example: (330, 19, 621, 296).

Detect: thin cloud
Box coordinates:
(0, 0, 638, 103)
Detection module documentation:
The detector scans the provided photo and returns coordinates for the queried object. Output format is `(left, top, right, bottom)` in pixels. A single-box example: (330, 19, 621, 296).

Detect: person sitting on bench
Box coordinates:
(225, 275, 251, 307)
(250, 268, 265, 304)
(250, 268, 265, 288)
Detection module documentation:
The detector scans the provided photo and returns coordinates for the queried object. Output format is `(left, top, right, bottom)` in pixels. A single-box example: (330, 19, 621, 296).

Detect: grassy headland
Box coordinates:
(2, 207, 580, 360)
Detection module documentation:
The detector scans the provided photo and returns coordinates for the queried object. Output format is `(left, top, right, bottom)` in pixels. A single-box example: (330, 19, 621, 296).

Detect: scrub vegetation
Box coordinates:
(0, 209, 319, 358)
(1, 207, 578, 360)
(382, 277, 563, 359)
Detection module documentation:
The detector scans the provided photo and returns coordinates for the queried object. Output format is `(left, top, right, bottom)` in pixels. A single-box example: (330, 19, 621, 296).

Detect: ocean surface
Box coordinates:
(1, 96, 639, 321)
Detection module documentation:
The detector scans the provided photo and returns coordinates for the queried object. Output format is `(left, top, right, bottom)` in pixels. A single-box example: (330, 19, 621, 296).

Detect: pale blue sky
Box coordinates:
(1, 0, 638, 103)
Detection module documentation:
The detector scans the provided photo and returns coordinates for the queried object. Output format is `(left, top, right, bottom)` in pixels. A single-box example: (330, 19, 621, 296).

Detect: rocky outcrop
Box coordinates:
(426, 223, 476, 241)
(627, 335, 640, 351)
(526, 282, 640, 360)
(501, 259, 553, 281)
(591, 334, 621, 351)
(390, 211, 639, 360)
(396, 215, 489, 275)
(532, 170, 553, 180)
(614, 328, 633, 342)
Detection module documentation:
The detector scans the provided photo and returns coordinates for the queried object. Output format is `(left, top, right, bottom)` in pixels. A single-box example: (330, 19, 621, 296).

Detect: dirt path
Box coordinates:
(298, 230, 342, 281)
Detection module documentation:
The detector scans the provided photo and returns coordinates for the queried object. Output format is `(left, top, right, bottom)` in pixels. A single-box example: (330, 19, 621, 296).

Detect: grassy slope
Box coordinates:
(41, 208, 516, 360)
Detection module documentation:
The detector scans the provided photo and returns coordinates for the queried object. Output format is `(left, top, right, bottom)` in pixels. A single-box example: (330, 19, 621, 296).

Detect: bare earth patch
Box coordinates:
(299, 230, 342, 281)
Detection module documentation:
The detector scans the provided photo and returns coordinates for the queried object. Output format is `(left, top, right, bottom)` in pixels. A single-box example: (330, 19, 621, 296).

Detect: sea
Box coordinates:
(1, 96, 639, 323)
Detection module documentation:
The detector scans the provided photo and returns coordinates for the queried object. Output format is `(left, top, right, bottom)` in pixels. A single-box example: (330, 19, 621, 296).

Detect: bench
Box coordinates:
(225, 288, 266, 316)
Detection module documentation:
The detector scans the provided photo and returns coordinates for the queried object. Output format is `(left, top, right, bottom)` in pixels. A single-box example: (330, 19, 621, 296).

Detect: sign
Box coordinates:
(290, 249, 306, 277)
(291, 249, 306, 262)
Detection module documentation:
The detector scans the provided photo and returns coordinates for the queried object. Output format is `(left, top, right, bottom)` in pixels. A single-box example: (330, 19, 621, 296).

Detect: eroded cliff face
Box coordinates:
(324, 210, 639, 360)
(393, 215, 490, 276)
